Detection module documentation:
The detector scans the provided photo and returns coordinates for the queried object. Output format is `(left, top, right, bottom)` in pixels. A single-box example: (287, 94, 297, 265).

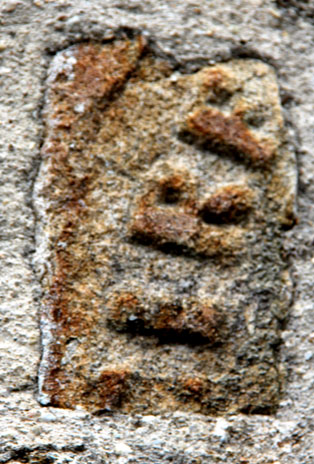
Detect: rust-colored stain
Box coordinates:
(199, 185, 253, 224)
(187, 107, 274, 164)
(38, 37, 146, 409)
(35, 36, 296, 414)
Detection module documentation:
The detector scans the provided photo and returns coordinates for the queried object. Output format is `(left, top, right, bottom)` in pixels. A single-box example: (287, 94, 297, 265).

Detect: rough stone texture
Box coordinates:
(34, 37, 296, 415)
(0, 0, 313, 463)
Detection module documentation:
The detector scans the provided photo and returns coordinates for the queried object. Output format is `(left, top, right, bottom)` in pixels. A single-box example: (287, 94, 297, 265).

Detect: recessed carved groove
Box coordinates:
(159, 175, 184, 204)
(106, 292, 223, 345)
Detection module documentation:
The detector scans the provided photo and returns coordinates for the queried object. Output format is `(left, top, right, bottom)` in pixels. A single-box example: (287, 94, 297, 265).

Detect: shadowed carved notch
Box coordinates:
(158, 174, 186, 204)
(106, 292, 223, 344)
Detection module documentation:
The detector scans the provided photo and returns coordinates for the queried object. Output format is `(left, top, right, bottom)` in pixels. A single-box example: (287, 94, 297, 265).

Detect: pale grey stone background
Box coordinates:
(0, 0, 313, 462)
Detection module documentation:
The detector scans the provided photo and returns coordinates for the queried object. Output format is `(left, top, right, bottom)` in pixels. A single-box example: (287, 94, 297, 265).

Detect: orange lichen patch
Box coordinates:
(187, 107, 274, 164)
(199, 185, 254, 224)
(107, 292, 222, 343)
(46, 190, 93, 334)
(43, 37, 146, 167)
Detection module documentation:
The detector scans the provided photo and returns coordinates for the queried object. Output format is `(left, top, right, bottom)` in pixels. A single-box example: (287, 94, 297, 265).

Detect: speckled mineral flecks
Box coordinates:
(34, 37, 296, 414)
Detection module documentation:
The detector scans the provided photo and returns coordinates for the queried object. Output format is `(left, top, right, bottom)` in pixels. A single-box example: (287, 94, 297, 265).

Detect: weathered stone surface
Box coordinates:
(1, 1, 314, 463)
(34, 37, 296, 415)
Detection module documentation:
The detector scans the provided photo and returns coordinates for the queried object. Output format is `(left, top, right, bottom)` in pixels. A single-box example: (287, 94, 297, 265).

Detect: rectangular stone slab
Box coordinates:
(34, 36, 297, 414)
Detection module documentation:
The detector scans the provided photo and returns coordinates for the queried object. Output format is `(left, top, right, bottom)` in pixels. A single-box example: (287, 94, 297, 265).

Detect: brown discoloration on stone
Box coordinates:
(130, 207, 199, 250)
(158, 174, 187, 204)
(154, 302, 220, 341)
(201, 68, 236, 105)
(130, 202, 246, 258)
(35, 38, 296, 414)
(181, 377, 206, 395)
(81, 369, 130, 411)
(199, 185, 254, 224)
(137, 172, 198, 216)
(46, 368, 130, 411)
(130, 178, 254, 257)
(38, 37, 146, 409)
(187, 107, 274, 164)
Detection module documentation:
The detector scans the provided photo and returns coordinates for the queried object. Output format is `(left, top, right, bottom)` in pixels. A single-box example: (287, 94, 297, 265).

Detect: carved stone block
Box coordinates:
(34, 37, 296, 414)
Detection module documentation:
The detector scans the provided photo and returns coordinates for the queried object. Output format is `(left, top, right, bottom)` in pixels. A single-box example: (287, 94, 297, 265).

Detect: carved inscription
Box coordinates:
(34, 37, 297, 414)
